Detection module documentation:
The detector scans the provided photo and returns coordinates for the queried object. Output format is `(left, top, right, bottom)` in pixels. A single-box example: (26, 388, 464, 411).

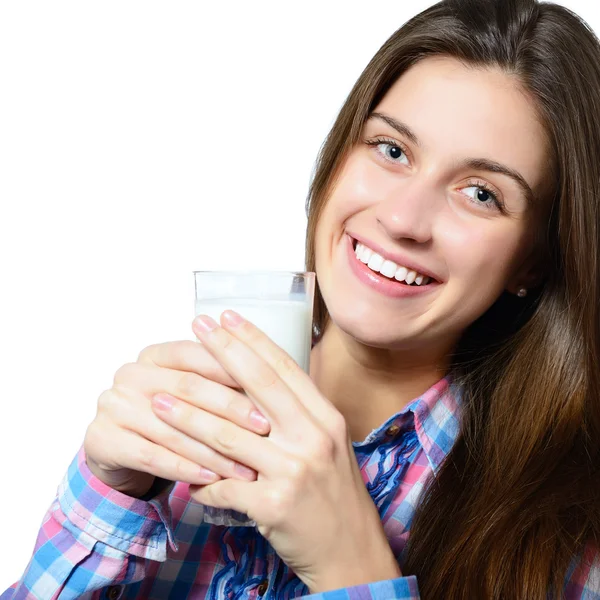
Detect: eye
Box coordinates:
(365, 137, 410, 166)
(378, 143, 409, 164)
(461, 184, 502, 211)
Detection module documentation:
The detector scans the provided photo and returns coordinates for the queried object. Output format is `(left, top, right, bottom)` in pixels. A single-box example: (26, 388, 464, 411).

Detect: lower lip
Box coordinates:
(346, 235, 439, 298)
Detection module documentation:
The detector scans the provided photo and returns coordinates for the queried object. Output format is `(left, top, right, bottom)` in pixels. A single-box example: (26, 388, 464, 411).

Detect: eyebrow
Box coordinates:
(368, 112, 536, 204)
(370, 112, 420, 146)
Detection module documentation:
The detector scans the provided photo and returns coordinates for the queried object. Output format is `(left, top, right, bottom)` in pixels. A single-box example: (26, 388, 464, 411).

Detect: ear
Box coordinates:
(505, 255, 545, 296)
(506, 244, 546, 294)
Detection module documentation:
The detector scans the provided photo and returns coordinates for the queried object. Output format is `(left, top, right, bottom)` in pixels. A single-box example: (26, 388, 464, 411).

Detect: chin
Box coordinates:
(329, 308, 423, 350)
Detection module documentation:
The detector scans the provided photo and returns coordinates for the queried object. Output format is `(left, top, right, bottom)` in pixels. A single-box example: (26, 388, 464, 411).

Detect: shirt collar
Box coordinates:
(355, 375, 461, 475)
(410, 375, 462, 474)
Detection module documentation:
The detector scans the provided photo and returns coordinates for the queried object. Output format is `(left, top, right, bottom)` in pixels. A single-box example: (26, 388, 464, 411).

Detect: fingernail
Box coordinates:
(198, 467, 219, 483)
(250, 410, 269, 432)
(152, 393, 175, 411)
(194, 315, 218, 333)
(234, 462, 257, 480)
(222, 310, 244, 327)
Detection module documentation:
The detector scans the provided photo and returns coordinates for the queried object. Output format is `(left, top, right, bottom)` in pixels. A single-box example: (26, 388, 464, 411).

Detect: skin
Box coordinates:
(85, 56, 551, 593)
(311, 56, 548, 439)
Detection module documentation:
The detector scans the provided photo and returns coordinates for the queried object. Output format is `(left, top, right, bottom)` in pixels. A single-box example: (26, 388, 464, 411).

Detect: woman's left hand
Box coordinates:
(153, 310, 401, 593)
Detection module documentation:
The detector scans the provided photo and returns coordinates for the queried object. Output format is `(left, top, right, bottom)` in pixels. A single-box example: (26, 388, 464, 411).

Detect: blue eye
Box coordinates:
(462, 185, 501, 210)
(377, 142, 409, 165)
(365, 137, 410, 166)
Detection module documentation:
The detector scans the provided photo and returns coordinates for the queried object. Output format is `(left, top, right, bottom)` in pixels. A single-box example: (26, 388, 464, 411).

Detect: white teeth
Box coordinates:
(354, 241, 432, 285)
(367, 253, 385, 271)
(380, 260, 398, 278)
(359, 245, 372, 264)
(405, 270, 417, 285)
(395, 266, 408, 282)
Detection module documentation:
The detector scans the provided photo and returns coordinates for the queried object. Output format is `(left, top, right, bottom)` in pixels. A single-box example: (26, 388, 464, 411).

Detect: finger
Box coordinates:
(219, 310, 339, 425)
(137, 339, 240, 388)
(192, 315, 310, 429)
(189, 479, 257, 519)
(113, 362, 270, 435)
(98, 424, 223, 486)
(151, 393, 287, 476)
(115, 394, 258, 482)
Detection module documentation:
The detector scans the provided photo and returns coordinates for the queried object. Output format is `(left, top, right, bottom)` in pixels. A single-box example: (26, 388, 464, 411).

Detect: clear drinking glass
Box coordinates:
(193, 270, 316, 526)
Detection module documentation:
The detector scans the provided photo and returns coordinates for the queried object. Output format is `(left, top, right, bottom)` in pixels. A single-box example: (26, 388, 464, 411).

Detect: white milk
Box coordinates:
(194, 297, 313, 373)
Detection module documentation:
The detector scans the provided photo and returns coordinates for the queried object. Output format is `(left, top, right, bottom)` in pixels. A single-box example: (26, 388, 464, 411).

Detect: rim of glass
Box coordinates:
(193, 270, 315, 277)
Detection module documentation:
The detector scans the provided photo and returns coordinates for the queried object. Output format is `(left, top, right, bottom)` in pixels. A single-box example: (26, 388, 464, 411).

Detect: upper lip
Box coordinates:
(348, 232, 443, 283)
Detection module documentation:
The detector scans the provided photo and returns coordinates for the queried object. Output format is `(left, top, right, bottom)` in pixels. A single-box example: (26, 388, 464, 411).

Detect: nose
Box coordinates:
(374, 176, 437, 244)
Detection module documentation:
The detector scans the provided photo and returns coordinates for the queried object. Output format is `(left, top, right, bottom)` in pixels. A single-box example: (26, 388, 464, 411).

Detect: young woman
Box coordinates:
(3, 0, 600, 598)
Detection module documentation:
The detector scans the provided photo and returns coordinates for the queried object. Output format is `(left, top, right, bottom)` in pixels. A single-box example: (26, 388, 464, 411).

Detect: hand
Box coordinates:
(83, 339, 270, 498)
(153, 310, 401, 592)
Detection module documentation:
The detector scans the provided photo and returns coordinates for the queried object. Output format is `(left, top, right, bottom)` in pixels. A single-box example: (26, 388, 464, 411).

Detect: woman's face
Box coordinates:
(314, 56, 549, 352)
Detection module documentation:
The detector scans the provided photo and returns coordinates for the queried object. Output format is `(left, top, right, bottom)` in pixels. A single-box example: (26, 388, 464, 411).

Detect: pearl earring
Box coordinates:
(517, 288, 528, 298)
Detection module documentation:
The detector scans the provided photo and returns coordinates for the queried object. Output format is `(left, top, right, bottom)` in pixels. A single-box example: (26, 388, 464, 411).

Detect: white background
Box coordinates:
(0, 0, 598, 590)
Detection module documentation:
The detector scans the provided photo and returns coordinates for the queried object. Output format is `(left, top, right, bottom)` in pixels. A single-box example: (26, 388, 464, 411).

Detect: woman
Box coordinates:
(3, 0, 599, 597)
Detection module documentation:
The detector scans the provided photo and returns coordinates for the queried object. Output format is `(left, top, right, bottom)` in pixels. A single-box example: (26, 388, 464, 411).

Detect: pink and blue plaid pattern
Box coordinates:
(2, 377, 598, 599)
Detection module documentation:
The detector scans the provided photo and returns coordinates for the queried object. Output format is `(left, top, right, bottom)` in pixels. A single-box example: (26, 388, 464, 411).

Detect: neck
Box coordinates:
(309, 324, 452, 441)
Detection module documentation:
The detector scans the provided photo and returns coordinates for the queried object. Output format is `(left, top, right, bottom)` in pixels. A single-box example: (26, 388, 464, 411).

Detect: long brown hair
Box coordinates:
(304, 0, 600, 597)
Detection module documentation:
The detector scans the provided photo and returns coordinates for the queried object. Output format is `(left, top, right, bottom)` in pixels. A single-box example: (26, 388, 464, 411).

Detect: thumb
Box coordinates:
(190, 478, 256, 517)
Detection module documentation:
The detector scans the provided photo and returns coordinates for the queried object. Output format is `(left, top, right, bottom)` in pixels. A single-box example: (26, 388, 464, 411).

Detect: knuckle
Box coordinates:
(309, 434, 336, 462)
(253, 368, 279, 390)
(137, 445, 158, 472)
(83, 420, 103, 452)
(227, 393, 254, 422)
(212, 482, 232, 504)
(220, 332, 235, 350)
(242, 325, 262, 344)
(286, 457, 309, 481)
(96, 389, 120, 414)
(329, 412, 349, 441)
(159, 427, 181, 453)
(175, 372, 202, 399)
(220, 394, 239, 421)
(272, 352, 298, 376)
(138, 340, 192, 366)
(264, 486, 292, 523)
(169, 340, 197, 366)
(215, 422, 239, 453)
(172, 456, 189, 481)
(113, 362, 138, 385)
(84, 420, 121, 472)
(137, 343, 159, 363)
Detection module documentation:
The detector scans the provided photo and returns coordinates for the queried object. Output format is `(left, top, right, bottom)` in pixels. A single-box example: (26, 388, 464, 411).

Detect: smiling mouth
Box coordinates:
(351, 238, 436, 286)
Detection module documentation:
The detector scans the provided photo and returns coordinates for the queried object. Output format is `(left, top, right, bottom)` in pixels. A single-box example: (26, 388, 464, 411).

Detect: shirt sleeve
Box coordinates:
(300, 545, 600, 600)
(563, 542, 600, 599)
(303, 576, 420, 600)
(299, 542, 600, 600)
(1, 446, 178, 600)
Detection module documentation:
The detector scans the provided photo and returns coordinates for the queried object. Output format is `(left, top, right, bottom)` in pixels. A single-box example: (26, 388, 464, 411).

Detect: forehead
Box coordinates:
(373, 56, 549, 195)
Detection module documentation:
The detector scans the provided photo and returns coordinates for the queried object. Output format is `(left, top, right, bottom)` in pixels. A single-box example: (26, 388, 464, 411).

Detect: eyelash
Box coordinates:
(365, 136, 411, 163)
(364, 136, 505, 212)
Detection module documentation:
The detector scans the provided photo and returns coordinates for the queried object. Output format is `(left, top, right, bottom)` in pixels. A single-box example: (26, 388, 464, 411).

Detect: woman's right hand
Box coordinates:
(83, 339, 271, 499)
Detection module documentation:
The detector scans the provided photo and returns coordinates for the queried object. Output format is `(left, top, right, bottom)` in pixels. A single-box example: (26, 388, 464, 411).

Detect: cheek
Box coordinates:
(312, 206, 335, 287)
(313, 162, 367, 264)
(444, 220, 525, 290)
(327, 152, 387, 217)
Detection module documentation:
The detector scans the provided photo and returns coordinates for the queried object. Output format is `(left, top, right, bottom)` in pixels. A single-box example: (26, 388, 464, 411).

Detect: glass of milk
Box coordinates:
(193, 270, 316, 526)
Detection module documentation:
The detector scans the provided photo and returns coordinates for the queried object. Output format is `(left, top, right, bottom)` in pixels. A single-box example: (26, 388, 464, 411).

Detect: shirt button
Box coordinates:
(106, 586, 123, 600)
(257, 580, 269, 596)
(385, 424, 400, 437)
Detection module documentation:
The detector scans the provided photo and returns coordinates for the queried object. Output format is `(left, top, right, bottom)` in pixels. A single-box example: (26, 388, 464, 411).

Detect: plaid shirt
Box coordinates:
(3, 377, 599, 599)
